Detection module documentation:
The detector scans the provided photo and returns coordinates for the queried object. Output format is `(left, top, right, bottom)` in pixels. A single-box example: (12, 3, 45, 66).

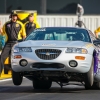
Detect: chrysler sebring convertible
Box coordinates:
(11, 27, 100, 89)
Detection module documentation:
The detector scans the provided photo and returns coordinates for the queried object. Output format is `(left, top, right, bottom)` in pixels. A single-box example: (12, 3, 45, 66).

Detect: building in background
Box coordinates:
(0, 0, 100, 14)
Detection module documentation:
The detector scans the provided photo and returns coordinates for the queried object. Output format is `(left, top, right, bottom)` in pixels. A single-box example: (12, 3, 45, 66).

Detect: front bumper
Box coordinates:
(11, 49, 92, 73)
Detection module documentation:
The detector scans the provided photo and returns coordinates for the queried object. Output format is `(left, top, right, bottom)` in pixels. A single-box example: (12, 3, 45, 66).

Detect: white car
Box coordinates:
(11, 27, 100, 89)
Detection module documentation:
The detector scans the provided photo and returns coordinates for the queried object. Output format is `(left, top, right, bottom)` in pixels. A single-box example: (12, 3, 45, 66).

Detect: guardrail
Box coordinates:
(0, 15, 100, 32)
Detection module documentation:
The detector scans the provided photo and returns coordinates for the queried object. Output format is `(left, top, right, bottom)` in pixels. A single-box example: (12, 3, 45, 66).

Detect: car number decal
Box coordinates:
(85, 43, 93, 48)
(42, 44, 56, 46)
(34, 28, 46, 32)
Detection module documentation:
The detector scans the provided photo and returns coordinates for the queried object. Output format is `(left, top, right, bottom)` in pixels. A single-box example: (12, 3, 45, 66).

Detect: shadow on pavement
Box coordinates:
(0, 86, 85, 93)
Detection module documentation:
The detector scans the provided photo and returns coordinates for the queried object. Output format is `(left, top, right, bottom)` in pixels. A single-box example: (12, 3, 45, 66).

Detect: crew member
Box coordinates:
(0, 12, 26, 74)
(24, 13, 40, 36)
(94, 27, 100, 38)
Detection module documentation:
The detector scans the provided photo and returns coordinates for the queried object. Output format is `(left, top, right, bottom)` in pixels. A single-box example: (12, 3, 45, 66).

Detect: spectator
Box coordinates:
(94, 27, 100, 38)
(24, 13, 40, 36)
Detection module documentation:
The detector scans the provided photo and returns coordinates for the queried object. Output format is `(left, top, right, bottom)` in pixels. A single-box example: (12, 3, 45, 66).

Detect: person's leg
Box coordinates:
(4, 42, 16, 74)
(0, 42, 11, 75)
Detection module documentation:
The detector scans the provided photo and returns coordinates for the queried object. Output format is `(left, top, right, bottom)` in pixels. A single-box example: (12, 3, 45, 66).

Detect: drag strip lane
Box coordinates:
(0, 78, 100, 100)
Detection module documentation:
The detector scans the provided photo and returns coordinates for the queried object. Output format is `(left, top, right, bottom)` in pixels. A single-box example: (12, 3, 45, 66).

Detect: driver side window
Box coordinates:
(44, 33, 54, 40)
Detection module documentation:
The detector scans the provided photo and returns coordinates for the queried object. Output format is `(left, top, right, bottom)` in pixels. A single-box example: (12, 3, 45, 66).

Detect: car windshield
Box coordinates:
(25, 28, 91, 42)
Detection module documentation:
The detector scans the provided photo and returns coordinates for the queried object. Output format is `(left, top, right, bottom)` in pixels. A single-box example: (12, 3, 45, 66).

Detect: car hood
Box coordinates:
(17, 40, 90, 48)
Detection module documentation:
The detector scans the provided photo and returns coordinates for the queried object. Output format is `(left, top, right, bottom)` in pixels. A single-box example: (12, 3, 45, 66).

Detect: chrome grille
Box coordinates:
(35, 49, 62, 60)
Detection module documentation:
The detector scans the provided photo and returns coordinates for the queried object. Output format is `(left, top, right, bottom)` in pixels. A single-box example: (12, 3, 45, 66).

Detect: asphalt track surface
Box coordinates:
(0, 78, 100, 100)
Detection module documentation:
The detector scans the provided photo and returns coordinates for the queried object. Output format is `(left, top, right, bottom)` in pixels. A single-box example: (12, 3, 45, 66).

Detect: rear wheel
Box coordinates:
(33, 80, 52, 89)
(85, 58, 94, 89)
(12, 70, 23, 86)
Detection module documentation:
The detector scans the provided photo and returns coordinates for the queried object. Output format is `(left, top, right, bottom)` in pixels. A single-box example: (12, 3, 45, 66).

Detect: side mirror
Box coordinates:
(93, 40, 100, 45)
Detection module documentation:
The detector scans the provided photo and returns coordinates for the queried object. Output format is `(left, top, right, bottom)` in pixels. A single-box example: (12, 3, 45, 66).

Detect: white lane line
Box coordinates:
(0, 77, 26, 83)
(0, 78, 12, 82)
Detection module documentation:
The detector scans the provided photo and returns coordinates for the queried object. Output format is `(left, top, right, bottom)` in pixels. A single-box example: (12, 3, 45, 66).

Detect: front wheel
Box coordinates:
(85, 58, 94, 89)
(12, 70, 23, 86)
(33, 80, 52, 89)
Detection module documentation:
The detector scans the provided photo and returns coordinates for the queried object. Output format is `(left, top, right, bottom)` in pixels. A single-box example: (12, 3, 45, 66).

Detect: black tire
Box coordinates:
(92, 82, 100, 89)
(85, 58, 94, 89)
(12, 70, 23, 86)
(33, 80, 52, 89)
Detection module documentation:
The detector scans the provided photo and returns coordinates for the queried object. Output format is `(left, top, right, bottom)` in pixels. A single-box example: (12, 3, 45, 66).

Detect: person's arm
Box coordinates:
(0, 28, 3, 34)
(20, 23, 26, 39)
(0, 23, 6, 36)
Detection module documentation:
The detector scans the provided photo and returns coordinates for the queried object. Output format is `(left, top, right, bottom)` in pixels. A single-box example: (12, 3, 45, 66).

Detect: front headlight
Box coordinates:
(14, 47, 32, 53)
(65, 47, 88, 54)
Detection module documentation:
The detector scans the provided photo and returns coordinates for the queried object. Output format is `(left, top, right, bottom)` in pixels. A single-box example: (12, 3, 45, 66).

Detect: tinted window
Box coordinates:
(25, 28, 91, 42)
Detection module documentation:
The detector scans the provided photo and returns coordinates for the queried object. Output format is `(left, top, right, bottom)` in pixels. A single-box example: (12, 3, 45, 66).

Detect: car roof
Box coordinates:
(41, 27, 86, 29)
(38, 27, 88, 31)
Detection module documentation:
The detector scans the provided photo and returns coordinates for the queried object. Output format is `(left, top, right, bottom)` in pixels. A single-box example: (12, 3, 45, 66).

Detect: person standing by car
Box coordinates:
(94, 27, 100, 38)
(0, 12, 26, 75)
(24, 13, 40, 36)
